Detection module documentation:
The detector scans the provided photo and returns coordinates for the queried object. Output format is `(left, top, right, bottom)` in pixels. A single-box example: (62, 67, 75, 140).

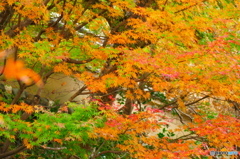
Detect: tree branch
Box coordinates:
(161, 0, 168, 11)
(41, 146, 67, 150)
(92, 150, 125, 159)
(68, 85, 88, 102)
(63, 58, 94, 64)
(0, 145, 26, 158)
(173, 108, 185, 124)
(185, 95, 209, 106)
(171, 133, 206, 142)
(174, 3, 198, 14)
(75, 10, 107, 31)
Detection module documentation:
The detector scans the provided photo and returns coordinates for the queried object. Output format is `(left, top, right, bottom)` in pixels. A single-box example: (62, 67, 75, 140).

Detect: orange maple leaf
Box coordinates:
(1, 58, 43, 87)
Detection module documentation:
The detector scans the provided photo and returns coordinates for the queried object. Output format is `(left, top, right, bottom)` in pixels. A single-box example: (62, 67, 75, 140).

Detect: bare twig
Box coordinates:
(91, 141, 106, 159)
(185, 95, 209, 106)
(92, 150, 126, 159)
(174, 3, 198, 14)
(172, 133, 205, 142)
(41, 146, 67, 150)
(188, 106, 199, 115)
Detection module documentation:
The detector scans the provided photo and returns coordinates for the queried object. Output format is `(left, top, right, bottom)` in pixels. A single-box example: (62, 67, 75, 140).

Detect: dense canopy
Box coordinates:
(0, 0, 239, 158)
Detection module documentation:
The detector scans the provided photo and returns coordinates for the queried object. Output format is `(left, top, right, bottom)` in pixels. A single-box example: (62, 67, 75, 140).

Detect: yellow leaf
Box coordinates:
(0, 115, 5, 125)
(23, 139, 33, 149)
(177, 98, 186, 112)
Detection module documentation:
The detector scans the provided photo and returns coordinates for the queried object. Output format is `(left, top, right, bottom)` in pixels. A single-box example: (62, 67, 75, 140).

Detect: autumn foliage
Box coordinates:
(0, 0, 240, 158)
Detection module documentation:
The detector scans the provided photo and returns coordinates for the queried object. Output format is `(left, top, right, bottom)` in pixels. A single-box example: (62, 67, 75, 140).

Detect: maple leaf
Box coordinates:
(23, 139, 33, 149)
(2, 58, 43, 87)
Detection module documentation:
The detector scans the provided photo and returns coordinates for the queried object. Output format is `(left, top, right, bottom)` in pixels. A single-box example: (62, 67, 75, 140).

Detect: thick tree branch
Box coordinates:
(0, 145, 26, 158)
(0, 5, 15, 31)
(68, 85, 88, 102)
